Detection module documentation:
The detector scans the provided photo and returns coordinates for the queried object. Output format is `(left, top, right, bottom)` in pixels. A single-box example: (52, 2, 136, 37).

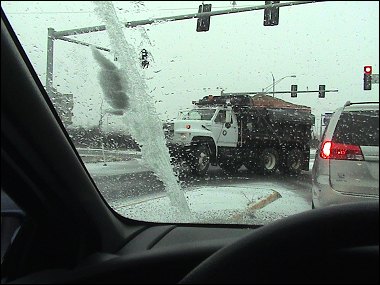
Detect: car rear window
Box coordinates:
(332, 110, 379, 146)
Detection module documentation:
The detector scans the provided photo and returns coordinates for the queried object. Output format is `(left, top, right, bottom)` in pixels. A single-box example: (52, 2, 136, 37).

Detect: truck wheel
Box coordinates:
(258, 148, 279, 175)
(282, 148, 303, 175)
(190, 145, 210, 176)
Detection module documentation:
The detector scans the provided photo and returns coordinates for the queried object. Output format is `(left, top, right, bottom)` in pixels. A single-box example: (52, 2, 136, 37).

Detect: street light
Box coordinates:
(263, 74, 297, 97)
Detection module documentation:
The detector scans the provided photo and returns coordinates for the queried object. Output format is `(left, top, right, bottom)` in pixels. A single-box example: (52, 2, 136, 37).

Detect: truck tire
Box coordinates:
(281, 148, 303, 175)
(190, 145, 210, 176)
(258, 148, 279, 175)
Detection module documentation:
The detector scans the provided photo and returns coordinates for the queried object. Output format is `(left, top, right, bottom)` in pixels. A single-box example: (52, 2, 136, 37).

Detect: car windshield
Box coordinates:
(2, 1, 379, 225)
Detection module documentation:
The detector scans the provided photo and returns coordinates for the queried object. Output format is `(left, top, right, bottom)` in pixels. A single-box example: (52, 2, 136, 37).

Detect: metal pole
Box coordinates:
(57, 36, 111, 52)
(222, 89, 338, 96)
(46, 28, 55, 97)
(53, 1, 325, 38)
(46, 0, 324, 100)
(271, 72, 275, 97)
(263, 75, 296, 94)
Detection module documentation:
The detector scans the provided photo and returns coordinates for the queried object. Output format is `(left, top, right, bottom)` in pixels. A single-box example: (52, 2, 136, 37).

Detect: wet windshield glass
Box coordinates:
(2, 1, 379, 225)
(333, 110, 379, 146)
(179, 109, 216, 120)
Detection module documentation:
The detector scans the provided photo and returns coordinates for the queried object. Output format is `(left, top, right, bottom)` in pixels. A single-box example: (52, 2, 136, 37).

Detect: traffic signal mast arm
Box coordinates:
(52, 1, 325, 38)
(46, 1, 327, 97)
(221, 89, 338, 96)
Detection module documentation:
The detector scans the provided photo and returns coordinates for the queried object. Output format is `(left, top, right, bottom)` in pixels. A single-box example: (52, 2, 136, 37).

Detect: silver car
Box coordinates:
(312, 101, 379, 209)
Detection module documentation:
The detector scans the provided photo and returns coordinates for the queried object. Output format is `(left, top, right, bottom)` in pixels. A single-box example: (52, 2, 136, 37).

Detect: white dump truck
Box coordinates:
(165, 94, 315, 176)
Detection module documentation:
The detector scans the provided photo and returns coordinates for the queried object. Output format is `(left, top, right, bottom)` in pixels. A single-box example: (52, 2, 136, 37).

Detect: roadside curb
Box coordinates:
(78, 148, 142, 164)
(81, 155, 138, 163)
(85, 159, 151, 177)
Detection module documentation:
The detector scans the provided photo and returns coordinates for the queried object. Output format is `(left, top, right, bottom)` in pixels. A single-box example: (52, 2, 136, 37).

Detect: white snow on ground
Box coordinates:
(84, 149, 316, 225)
(249, 186, 311, 224)
(111, 184, 310, 225)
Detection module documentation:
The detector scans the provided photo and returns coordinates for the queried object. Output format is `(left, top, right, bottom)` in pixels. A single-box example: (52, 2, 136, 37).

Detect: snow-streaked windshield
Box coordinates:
(2, 1, 378, 225)
(178, 109, 216, 120)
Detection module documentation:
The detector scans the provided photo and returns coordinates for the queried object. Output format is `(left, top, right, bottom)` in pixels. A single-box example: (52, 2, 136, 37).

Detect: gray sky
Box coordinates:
(2, 1, 379, 134)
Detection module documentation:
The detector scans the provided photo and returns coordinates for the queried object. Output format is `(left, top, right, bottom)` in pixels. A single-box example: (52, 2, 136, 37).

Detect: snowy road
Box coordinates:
(84, 149, 317, 225)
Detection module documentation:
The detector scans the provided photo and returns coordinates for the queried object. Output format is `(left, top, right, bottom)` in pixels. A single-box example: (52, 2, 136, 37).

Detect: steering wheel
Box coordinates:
(180, 202, 379, 284)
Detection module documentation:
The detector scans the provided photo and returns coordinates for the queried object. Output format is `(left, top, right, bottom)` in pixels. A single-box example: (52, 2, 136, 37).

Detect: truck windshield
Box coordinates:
(178, 109, 216, 121)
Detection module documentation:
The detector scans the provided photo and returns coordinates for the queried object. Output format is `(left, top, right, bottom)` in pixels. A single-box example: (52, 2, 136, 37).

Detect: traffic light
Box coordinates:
(291, 84, 297, 97)
(196, 4, 212, 32)
(141, 49, 149, 68)
(264, 1, 280, 26)
(364, 65, 372, 90)
(319, 85, 326, 98)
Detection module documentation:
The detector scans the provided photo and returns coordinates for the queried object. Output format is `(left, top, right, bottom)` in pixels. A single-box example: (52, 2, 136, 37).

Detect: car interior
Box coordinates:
(1, 6, 379, 285)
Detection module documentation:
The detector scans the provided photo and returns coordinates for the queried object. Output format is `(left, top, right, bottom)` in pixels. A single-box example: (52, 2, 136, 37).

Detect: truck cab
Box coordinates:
(173, 106, 238, 148)
(166, 105, 239, 175)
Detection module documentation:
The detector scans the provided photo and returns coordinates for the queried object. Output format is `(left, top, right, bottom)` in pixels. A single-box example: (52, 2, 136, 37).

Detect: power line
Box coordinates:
(5, 11, 94, 14)
(5, 5, 254, 15)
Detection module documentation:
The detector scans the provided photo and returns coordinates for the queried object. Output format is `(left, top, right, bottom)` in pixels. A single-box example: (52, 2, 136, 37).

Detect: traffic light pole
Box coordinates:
(46, 0, 327, 97)
(221, 90, 338, 96)
(52, 1, 325, 38)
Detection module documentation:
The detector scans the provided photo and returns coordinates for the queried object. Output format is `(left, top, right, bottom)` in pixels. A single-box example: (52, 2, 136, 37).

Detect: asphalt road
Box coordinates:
(92, 165, 313, 205)
(83, 147, 316, 208)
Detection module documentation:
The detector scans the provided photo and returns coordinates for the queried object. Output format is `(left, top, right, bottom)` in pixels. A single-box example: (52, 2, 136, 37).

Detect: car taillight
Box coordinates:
(321, 141, 332, 159)
(320, 141, 364, 160)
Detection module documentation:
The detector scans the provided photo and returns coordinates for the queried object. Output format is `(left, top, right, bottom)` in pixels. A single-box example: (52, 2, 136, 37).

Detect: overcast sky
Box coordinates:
(2, 1, 379, 134)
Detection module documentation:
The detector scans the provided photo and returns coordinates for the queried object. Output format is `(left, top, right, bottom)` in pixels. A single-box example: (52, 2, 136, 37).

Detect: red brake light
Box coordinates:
(321, 141, 332, 159)
(320, 141, 364, 160)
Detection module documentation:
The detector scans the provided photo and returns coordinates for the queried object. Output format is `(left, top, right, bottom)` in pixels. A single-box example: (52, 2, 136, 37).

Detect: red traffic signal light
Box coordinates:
(363, 66, 372, 90)
(364, 66, 372, 75)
